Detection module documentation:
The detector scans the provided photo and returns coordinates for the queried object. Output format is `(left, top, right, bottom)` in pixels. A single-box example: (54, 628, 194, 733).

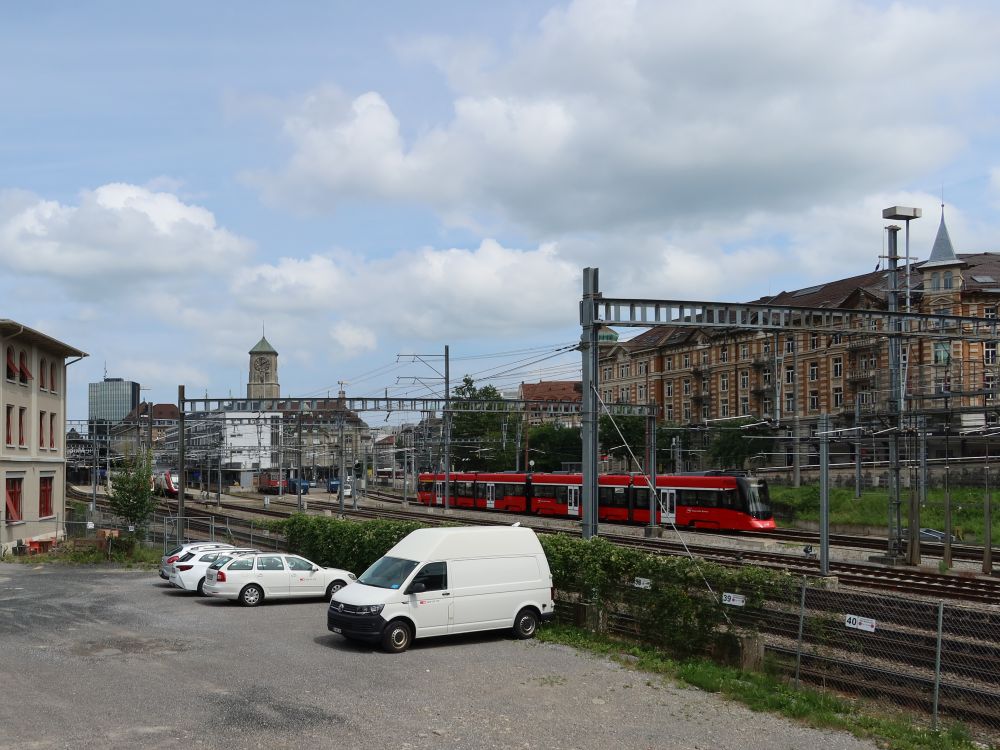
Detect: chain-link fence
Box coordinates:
(556, 578, 1000, 741)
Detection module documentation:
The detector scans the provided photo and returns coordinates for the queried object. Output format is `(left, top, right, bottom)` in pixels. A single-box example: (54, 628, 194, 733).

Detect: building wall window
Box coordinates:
(618, 363, 630, 378)
(808, 362, 819, 381)
(5, 404, 12, 445)
(39, 411, 46, 448)
(784, 366, 795, 385)
(682, 353, 691, 368)
(665, 380, 673, 397)
(785, 393, 795, 412)
(39, 358, 47, 390)
(682, 379, 691, 396)
(986, 374, 997, 401)
(720, 373, 729, 392)
(637, 384, 646, 402)
(810, 333, 819, 350)
(763, 339, 771, 354)
(50, 362, 57, 393)
(934, 342, 950, 365)
(702, 403, 710, 420)
(763, 369, 772, 386)
(740, 343, 749, 360)
(49, 413, 56, 450)
(833, 387, 844, 408)
(986, 343, 998, 366)
(39, 477, 53, 518)
(809, 391, 819, 411)
(944, 271, 953, 289)
(931, 272, 940, 290)
(720, 346, 729, 363)
(740, 370, 749, 389)
(665, 404, 674, 421)
(618, 387, 629, 403)
(664, 356, 673, 372)
(5, 346, 15, 380)
(739, 396, 749, 415)
(701, 349, 709, 365)
(637, 361, 647, 375)
(986, 307, 998, 319)
(5, 478, 23, 522)
(18, 407, 26, 447)
(785, 336, 795, 354)
(682, 403, 691, 422)
(832, 357, 843, 379)
(18, 350, 31, 385)
(720, 399, 730, 417)
(762, 398, 773, 415)
(602, 366, 612, 381)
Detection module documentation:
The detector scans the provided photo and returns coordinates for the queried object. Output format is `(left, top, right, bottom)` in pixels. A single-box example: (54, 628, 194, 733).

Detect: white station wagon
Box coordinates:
(203, 552, 356, 607)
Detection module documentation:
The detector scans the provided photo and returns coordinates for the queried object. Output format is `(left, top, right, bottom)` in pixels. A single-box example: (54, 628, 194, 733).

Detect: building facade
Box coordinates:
(2, 320, 86, 553)
(88, 377, 140, 423)
(597, 211, 1000, 472)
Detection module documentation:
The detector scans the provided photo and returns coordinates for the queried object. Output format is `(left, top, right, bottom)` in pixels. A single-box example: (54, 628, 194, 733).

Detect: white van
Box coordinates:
(327, 525, 554, 653)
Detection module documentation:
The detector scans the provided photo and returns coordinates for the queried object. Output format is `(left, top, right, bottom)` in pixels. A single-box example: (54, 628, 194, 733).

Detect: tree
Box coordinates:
(598, 415, 691, 473)
(107, 449, 157, 537)
(706, 418, 775, 470)
(525, 423, 581, 471)
(449, 376, 518, 471)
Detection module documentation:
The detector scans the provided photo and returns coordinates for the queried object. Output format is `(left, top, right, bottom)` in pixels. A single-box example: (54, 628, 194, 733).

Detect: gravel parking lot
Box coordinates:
(0, 562, 878, 750)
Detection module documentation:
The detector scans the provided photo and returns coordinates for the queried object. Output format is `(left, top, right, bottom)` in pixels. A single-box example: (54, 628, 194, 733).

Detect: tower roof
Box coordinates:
(923, 206, 960, 268)
(249, 336, 277, 355)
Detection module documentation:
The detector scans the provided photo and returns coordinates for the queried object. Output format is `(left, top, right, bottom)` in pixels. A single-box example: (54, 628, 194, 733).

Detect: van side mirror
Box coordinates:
(407, 581, 427, 595)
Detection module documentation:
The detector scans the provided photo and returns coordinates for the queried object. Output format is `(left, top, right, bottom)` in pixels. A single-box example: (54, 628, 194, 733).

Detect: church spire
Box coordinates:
(925, 203, 959, 266)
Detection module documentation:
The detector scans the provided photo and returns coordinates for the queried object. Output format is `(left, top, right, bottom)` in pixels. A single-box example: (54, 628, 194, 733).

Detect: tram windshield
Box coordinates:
(741, 478, 773, 520)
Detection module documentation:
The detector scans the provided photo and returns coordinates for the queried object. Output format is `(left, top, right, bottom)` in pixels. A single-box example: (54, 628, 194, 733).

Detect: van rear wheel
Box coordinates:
(513, 608, 539, 640)
(381, 620, 412, 653)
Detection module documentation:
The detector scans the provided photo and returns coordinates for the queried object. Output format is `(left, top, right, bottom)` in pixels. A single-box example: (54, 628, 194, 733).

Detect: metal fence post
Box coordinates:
(210, 516, 215, 542)
(794, 578, 807, 689)
(933, 599, 944, 730)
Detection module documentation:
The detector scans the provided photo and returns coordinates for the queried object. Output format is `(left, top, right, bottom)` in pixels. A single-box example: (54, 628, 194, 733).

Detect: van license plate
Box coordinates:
(332, 627, 342, 634)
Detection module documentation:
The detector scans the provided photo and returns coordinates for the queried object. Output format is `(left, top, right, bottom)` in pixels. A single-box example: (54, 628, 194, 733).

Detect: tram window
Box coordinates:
(598, 487, 628, 507)
(534, 484, 555, 500)
(719, 490, 738, 509)
(475, 483, 487, 499)
(555, 485, 567, 503)
(633, 488, 649, 506)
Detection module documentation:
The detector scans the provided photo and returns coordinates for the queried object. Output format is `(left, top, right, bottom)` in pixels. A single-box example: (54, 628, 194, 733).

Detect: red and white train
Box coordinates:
(153, 469, 182, 497)
(416, 470, 775, 531)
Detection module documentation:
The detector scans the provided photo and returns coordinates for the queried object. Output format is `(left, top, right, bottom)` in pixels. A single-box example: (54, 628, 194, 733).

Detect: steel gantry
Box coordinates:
(579, 266, 999, 557)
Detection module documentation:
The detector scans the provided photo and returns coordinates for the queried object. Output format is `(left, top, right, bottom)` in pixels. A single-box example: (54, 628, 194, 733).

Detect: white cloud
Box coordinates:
(255, 0, 1000, 235)
(0, 183, 252, 290)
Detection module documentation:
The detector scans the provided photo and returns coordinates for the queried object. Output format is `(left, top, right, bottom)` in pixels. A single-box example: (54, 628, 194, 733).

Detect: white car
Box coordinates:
(159, 542, 234, 580)
(203, 552, 356, 607)
(168, 548, 258, 595)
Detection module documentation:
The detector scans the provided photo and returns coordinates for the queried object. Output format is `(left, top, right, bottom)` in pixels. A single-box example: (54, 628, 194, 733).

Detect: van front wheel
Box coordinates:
(513, 608, 539, 640)
(381, 620, 413, 653)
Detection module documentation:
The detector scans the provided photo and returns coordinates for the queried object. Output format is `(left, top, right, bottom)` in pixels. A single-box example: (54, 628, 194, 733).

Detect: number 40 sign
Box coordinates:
(844, 614, 877, 633)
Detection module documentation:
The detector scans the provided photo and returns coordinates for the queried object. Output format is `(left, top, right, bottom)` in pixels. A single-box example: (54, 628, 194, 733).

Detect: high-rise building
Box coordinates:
(88, 377, 140, 423)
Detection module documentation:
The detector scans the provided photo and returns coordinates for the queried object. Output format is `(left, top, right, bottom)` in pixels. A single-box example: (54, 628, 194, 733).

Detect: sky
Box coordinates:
(3, 0, 1000, 423)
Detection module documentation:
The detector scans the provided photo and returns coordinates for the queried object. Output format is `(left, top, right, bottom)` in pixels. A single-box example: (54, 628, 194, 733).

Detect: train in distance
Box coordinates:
(416, 470, 775, 532)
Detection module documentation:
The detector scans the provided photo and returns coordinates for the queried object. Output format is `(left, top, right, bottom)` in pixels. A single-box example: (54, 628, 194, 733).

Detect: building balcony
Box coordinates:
(846, 369, 875, 382)
(845, 335, 881, 351)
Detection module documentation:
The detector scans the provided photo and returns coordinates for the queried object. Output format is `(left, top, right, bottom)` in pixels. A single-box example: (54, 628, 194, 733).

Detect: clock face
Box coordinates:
(254, 356, 270, 375)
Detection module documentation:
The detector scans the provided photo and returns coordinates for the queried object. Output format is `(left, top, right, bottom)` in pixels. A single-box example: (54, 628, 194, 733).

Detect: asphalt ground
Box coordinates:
(0, 562, 880, 750)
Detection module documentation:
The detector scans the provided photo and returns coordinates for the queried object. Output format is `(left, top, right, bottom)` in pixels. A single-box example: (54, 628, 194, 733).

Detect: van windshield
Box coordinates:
(358, 556, 419, 589)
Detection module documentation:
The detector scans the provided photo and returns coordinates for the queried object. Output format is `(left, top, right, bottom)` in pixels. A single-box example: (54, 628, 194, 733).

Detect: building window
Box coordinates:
(39, 358, 47, 390)
(49, 413, 56, 449)
(986, 344, 998, 366)
(740, 370, 749, 389)
(832, 357, 843, 379)
(618, 363, 630, 378)
(739, 396, 749, 415)
(39, 477, 53, 518)
(50, 362, 57, 393)
(5, 478, 23, 522)
(720, 398, 730, 417)
(763, 339, 771, 354)
(720, 346, 729, 363)
(682, 379, 691, 396)
(931, 272, 940, 290)
(720, 373, 729, 392)
(808, 362, 819, 381)
(5, 346, 15, 380)
(934, 342, 950, 365)
(5, 404, 12, 445)
(986, 374, 997, 401)
(665, 404, 674, 421)
(833, 387, 844, 408)
(39, 411, 46, 448)
(810, 333, 819, 350)
(602, 366, 612, 381)
(762, 398, 773, 415)
(944, 271, 953, 289)
(702, 403, 710, 420)
(785, 336, 795, 354)
(809, 391, 819, 411)
(665, 380, 673, 397)
(682, 353, 691, 368)
(830, 333, 842, 345)
(637, 384, 646, 402)
(785, 393, 795, 412)
(785, 366, 795, 385)
(986, 307, 997, 319)
(700, 349, 709, 365)
(18, 407, 26, 447)
(637, 361, 647, 376)
(740, 343, 749, 360)
(682, 403, 691, 422)
(18, 350, 31, 384)
(763, 369, 772, 386)
(664, 356, 673, 372)
(619, 387, 629, 403)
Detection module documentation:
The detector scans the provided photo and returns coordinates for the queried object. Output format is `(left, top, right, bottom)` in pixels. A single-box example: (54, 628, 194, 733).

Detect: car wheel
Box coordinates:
(381, 620, 412, 653)
(326, 580, 347, 600)
(196, 577, 206, 596)
(239, 584, 263, 607)
(513, 608, 539, 640)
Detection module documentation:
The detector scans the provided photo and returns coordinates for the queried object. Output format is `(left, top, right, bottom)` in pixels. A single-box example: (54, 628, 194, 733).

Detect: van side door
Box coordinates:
(404, 561, 452, 637)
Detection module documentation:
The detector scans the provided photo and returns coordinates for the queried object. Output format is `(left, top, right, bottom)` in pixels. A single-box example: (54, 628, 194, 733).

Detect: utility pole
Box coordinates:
(886, 224, 904, 561)
(580, 268, 600, 540)
(296, 412, 303, 513)
(177, 385, 186, 542)
(338, 416, 346, 515)
(444, 345, 450, 511)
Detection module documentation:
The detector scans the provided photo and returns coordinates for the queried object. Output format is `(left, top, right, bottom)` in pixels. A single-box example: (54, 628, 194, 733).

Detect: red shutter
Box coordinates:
(19, 353, 33, 381)
(5, 349, 15, 379)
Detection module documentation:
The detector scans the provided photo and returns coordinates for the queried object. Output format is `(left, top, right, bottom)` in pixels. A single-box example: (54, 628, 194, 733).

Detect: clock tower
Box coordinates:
(247, 336, 279, 399)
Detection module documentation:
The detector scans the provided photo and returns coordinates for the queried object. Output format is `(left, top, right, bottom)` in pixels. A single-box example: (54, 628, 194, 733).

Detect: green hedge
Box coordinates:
(273, 514, 794, 656)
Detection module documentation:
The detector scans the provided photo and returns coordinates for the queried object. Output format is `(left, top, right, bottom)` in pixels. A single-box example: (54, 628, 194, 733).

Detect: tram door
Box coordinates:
(659, 488, 677, 525)
(567, 486, 580, 517)
(486, 483, 496, 509)
(434, 481, 444, 506)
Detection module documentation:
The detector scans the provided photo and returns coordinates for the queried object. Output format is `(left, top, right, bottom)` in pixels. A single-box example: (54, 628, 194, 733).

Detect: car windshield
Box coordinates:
(358, 556, 419, 589)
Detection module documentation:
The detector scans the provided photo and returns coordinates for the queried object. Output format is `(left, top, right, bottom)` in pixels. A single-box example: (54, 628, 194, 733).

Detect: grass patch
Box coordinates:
(537, 624, 979, 750)
(8, 542, 161, 569)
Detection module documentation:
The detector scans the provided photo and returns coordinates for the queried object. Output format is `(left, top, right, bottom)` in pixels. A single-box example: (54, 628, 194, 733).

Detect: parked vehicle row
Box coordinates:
(159, 525, 555, 654)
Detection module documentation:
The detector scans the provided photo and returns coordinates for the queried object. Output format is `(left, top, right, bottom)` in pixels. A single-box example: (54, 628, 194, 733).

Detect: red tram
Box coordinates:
(415, 471, 775, 531)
